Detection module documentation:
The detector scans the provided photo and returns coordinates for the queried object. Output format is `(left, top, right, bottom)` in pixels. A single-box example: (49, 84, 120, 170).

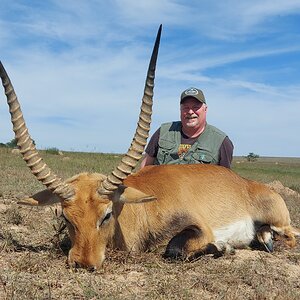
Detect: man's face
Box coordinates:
(180, 97, 207, 129)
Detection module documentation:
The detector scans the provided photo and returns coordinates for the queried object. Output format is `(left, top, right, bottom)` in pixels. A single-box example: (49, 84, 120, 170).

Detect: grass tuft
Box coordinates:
(0, 229, 16, 252)
(5, 205, 23, 225)
(289, 184, 300, 193)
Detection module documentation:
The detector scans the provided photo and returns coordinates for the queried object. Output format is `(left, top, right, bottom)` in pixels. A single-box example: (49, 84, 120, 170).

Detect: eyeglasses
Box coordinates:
(180, 105, 203, 112)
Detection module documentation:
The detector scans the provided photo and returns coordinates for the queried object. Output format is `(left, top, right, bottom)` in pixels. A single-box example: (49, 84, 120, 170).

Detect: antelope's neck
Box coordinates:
(111, 201, 162, 252)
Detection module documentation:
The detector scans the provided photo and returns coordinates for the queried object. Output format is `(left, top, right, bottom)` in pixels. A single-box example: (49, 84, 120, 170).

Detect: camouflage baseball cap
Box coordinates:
(180, 87, 206, 104)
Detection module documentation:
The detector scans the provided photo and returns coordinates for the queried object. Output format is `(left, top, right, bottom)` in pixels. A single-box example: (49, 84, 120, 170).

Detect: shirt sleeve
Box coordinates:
(145, 128, 160, 157)
(219, 136, 234, 168)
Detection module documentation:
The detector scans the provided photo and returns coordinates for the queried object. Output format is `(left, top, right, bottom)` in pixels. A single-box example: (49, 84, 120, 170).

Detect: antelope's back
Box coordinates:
(124, 164, 269, 228)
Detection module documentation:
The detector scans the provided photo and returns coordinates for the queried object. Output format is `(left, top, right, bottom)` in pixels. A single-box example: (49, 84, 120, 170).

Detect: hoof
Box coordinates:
(257, 225, 274, 253)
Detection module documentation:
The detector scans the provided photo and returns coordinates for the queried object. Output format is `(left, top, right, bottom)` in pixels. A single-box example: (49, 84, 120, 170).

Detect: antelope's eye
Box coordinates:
(100, 212, 112, 227)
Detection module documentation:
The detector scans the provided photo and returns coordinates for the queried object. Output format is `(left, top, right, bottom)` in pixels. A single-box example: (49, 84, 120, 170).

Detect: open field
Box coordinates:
(232, 156, 300, 193)
(1, 148, 300, 299)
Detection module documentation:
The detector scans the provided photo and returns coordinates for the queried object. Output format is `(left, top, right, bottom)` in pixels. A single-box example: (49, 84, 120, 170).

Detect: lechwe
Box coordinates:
(1, 26, 298, 271)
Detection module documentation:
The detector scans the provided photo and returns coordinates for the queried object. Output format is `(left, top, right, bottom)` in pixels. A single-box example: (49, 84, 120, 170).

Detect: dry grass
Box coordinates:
(1, 148, 300, 299)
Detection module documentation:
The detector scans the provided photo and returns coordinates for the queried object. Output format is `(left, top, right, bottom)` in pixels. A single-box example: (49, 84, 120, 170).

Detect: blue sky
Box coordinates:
(1, 0, 300, 157)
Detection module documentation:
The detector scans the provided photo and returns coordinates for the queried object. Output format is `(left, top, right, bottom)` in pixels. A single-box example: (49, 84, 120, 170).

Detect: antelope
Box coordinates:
(1, 26, 299, 271)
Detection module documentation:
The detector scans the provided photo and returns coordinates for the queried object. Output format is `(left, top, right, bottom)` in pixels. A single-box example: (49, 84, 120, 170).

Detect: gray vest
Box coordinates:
(155, 122, 226, 165)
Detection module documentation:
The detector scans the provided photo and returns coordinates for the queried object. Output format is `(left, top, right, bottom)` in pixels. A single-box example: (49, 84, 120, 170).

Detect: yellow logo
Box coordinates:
(178, 144, 191, 159)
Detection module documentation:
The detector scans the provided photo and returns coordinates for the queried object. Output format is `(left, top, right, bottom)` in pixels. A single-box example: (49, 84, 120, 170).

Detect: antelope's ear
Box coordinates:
(114, 185, 156, 203)
(18, 189, 61, 206)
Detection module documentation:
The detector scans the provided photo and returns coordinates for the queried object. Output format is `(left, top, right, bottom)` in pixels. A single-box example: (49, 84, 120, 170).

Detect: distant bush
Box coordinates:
(4, 138, 36, 148)
(5, 138, 18, 148)
(246, 152, 259, 162)
(0, 143, 8, 148)
(45, 147, 60, 155)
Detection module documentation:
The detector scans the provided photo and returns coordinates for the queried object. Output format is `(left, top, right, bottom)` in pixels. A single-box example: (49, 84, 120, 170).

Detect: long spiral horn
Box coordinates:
(0, 61, 75, 200)
(98, 25, 162, 196)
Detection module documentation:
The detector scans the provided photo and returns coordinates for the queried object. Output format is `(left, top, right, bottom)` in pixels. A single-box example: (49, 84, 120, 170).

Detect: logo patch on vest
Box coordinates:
(178, 144, 191, 159)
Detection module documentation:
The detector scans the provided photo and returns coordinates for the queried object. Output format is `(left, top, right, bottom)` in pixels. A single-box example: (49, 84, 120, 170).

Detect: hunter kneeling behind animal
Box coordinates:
(141, 87, 234, 169)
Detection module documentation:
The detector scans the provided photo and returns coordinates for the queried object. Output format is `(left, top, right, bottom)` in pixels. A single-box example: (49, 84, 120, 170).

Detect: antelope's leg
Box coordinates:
(163, 224, 233, 260)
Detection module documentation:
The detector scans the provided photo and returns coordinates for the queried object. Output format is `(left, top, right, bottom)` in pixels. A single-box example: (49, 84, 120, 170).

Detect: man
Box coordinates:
(140, 87, 234, 168)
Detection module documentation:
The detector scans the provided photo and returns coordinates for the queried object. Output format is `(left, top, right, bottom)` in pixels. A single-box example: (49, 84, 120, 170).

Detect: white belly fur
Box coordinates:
(213, 218, 255, 248)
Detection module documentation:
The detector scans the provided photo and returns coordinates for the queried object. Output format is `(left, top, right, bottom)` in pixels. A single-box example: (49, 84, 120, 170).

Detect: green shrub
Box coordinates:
(5, 138, 36, 148)
(5, 138, 18, 148)
(246, 152, 260, 162)
(45, 147, 60, 155)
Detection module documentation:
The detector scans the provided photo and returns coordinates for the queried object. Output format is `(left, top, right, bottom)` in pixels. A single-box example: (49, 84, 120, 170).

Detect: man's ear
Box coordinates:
(18, 189, 61, 206)
(114, 185, 157, 203)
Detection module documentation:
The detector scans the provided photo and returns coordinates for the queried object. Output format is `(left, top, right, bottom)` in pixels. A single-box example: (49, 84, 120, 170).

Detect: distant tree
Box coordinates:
(0, 142, 7, 148)
(5, 138, 35, 148)
(6, 138, 18, 148)
(246, 152, 259, 162)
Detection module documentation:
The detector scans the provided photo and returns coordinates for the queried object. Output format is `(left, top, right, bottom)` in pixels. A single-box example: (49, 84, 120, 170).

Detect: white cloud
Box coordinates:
(163, 0, 300, 39)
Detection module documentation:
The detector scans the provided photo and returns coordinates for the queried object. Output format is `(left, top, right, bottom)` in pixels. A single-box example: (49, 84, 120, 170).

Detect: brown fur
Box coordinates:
(24, 164, 298, 269)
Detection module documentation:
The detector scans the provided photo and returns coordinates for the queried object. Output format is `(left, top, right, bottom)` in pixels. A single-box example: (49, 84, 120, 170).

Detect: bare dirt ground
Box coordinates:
(1, 186, 300, 299)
